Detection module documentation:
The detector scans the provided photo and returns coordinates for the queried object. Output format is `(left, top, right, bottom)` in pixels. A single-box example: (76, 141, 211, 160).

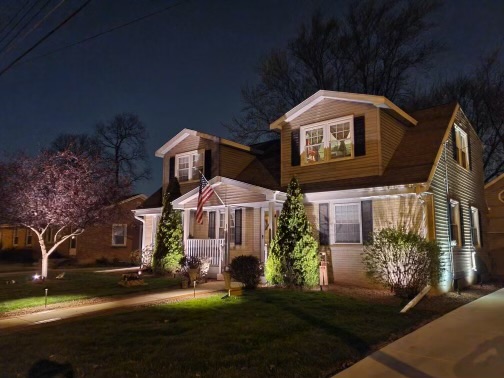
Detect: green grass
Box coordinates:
(0, 271, 180, 313)
(1, 289, 434, 377)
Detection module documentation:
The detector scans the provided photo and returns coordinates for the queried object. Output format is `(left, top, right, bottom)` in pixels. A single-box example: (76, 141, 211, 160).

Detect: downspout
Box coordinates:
(443, 141, 456, 289)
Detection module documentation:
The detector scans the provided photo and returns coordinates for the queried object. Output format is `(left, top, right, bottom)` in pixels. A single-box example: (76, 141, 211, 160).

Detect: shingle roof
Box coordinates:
(300, 102, 457, 193)
(137, 187, 162, 209)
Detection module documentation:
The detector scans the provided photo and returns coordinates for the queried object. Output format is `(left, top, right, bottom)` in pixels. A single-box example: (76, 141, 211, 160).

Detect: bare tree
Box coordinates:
(95, 113, 151, 188)
(412, 52, 504, 181)
(226, 0, 442, 143)
(49, 133, 102, 158)
(0, 150, 130, 277)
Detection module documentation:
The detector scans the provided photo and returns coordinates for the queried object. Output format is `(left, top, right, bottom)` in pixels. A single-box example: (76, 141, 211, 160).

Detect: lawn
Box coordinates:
(1, 289, 435, 377)
(0, 270, 180, 314)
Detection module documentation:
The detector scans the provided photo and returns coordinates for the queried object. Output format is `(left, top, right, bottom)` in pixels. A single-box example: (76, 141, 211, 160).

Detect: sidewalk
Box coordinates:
(335, 288, 504, 378)
(0, 281, 226, 334)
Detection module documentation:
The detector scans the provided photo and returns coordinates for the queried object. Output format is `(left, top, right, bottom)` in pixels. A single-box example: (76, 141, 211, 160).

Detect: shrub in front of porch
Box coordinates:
(362, 227, 442, 298)
(230, 255, 261, 289)
(266, 177, 319, 288)
(153, 178, 184, 274)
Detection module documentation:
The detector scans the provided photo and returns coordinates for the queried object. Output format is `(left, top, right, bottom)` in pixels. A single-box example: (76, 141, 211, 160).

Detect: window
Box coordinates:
(334, 203, 361, 243)
(454, 125, 470, 169)
(301, 115, 353, 165)
(175, 150, 204, 182)
(450, 200, 461, 246)
(112, 224, 127, 246)
(218, 211, 235, 243)
(470, 207, 481, 247)
(44, 227, 54, 244)
(13, 228, 19, 246)
(25, 229, 32, 246)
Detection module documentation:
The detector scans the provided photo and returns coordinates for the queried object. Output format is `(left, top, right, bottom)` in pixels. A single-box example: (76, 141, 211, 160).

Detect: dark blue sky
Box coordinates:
(0, 0, 503, 196)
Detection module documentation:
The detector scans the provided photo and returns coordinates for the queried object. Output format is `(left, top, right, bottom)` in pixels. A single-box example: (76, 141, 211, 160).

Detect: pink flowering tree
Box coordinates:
(0, 149, 130, 277)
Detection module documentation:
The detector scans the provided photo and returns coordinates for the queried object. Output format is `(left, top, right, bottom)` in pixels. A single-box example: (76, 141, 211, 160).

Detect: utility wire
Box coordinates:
(0, 0, 92, 78)
(0, 0, 31, 39)
(22, 0, 188, 64)
(0, 0, 41, 48)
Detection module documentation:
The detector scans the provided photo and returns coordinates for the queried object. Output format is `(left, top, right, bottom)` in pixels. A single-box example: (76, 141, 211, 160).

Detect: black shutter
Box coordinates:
(361, 200, 373, 244)
(208, 211, 216, 239)
(291, 129, 300, 166)
(234, 209, 242, 245)
(319, 203, 329, 245)
(451, 127, 458, 160)
(204, 150, 212, 179)
(459, 205, 465, 246)
(169, 156, 175, 180)
(354, 116, 366, 157)
(467, 132, 472, 170)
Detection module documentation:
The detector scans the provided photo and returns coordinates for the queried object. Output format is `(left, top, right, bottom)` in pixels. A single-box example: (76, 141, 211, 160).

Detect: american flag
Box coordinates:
(196, 173, 214, 224)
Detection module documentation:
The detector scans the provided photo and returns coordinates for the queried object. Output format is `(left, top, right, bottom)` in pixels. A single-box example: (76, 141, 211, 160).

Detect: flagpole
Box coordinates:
(198, 170, 225, 206)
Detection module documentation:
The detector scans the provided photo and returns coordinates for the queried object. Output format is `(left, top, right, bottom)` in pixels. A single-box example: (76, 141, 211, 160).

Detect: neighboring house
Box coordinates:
(485, 174, 504, 278)
(135, 90, 488, 293)
(0, 194, 146, 264)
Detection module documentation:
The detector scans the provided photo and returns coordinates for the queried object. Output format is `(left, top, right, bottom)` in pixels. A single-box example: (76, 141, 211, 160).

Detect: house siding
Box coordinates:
(380, 110, 407, 172)
(485, 175, 504, 278)
(281, 99, 381, 187)
(219, 145, 256, 179)
(429, 109, 487, 292)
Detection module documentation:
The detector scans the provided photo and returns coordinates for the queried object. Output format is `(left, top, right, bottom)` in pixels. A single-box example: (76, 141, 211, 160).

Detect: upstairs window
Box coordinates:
(454, 125, 470, 169)
(300, 115, 354, 165)
(450, 200, 461, 247)
(112, 224, 127, 246)
(175, 150, 204, 182)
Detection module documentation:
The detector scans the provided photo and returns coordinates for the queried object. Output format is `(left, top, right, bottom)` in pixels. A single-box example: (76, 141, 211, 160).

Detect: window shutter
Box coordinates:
(319, 203, 329, 245)
(208, 211, 216, 239)
(291, 129, 300, 166)
(451, 127, 457, 160)
(467, 132, 472, 170)
(354, 116, 366, 157)
(459, 205, 465, 246)
(234, 209, 242, 245)
(169, 156, 175, 180)
(204, 149, 212, 179)
(361, 200, 373, 244)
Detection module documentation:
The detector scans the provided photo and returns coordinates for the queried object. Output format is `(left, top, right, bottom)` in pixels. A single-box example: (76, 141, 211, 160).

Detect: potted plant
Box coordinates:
(180, 256, 202, 285)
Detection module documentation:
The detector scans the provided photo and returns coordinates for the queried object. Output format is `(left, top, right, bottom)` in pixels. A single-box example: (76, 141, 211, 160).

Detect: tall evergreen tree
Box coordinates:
(265, 177, 319, 287)
(153, 178, 183, 273)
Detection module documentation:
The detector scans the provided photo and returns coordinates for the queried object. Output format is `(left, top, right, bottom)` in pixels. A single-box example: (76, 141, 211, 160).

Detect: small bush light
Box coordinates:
(33, 273, 40, 281)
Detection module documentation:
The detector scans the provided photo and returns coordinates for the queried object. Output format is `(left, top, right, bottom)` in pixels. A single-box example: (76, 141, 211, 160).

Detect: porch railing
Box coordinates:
(185, 239, 224, 272)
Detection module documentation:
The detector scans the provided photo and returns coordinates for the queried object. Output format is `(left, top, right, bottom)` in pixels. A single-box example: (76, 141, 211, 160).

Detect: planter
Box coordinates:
(188, 268, 199, 284)
(223, 271, 232, 290)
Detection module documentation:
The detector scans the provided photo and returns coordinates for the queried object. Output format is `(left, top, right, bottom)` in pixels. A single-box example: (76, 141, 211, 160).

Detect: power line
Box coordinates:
(0, 0, 92, 78)
(21, 0, 188, 64)
(0, 0, 41, 48)
(0, 0, 31, 39)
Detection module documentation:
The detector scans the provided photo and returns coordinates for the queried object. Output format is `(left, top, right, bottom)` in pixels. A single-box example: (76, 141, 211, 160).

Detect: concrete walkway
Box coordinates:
(0, 281, 226, 334)
(335, 288, 504, 378)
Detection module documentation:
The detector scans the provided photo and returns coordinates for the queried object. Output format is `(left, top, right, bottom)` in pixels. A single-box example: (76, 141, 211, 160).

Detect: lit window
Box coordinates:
(450, 200, 461, 246)
(454, 126, 470, 169)
(218, 211, 235, 243)
(112, 224, 127, 246)
(470, 207, 481, 247)
(13, 228, 19, 246)
(334, 203, 361, 243)
(175, 150, 204, 182)
(25, 229, 32, 246)
(301, 115, 354, 165)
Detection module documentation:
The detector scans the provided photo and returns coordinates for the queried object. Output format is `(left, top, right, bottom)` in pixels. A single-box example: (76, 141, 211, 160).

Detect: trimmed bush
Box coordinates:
(0, 248, 36, 263)
(230, 255, 261, 290)
(362, 227, 442, 298)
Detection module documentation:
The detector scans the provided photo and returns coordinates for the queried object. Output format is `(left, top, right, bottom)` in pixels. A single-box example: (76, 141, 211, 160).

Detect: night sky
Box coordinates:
(0, 0, 503, 196)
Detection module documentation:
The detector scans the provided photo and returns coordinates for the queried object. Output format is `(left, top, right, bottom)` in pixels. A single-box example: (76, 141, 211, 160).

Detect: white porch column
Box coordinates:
(225, 206, 230, 266)
(183, 209, 190, 252)
(268, 201, 275, 240)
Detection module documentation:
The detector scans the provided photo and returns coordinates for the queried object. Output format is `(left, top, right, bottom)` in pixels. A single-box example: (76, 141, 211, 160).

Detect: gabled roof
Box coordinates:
(155, 128, 255, 157)
(136, 187, 162, 209)
(299, 102, 458, 193)
(270, 90, 417, 130)
(485, 173, 504, 190)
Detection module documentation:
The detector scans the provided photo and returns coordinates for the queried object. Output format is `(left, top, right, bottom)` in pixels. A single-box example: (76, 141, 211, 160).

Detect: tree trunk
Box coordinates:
(41, 254, 49, 278)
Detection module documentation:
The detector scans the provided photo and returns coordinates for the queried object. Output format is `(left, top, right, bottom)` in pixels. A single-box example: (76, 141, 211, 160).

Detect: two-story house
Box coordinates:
(485, 173, 504, 279)
(135, 90, 488, 292)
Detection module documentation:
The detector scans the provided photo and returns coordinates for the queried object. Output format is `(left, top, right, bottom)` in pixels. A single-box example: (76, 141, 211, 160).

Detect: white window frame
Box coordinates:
(13, 228, 19, 246)
(25, 229, 32, 246)
(300, 115, 354, 166)
(450, 200, 461, 247)
(470, 206, 481, 247)
(454, 125, 470, 169)
(175, 149, 204, 182)
(112, 224, 127, 247)
(218, 210, 235, 245)
(331, 202, 362, 244)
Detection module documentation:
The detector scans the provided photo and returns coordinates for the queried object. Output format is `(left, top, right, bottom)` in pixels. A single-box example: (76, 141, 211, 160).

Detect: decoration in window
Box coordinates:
(334, 203, 361, 243)
(330, 121, 352, 159)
